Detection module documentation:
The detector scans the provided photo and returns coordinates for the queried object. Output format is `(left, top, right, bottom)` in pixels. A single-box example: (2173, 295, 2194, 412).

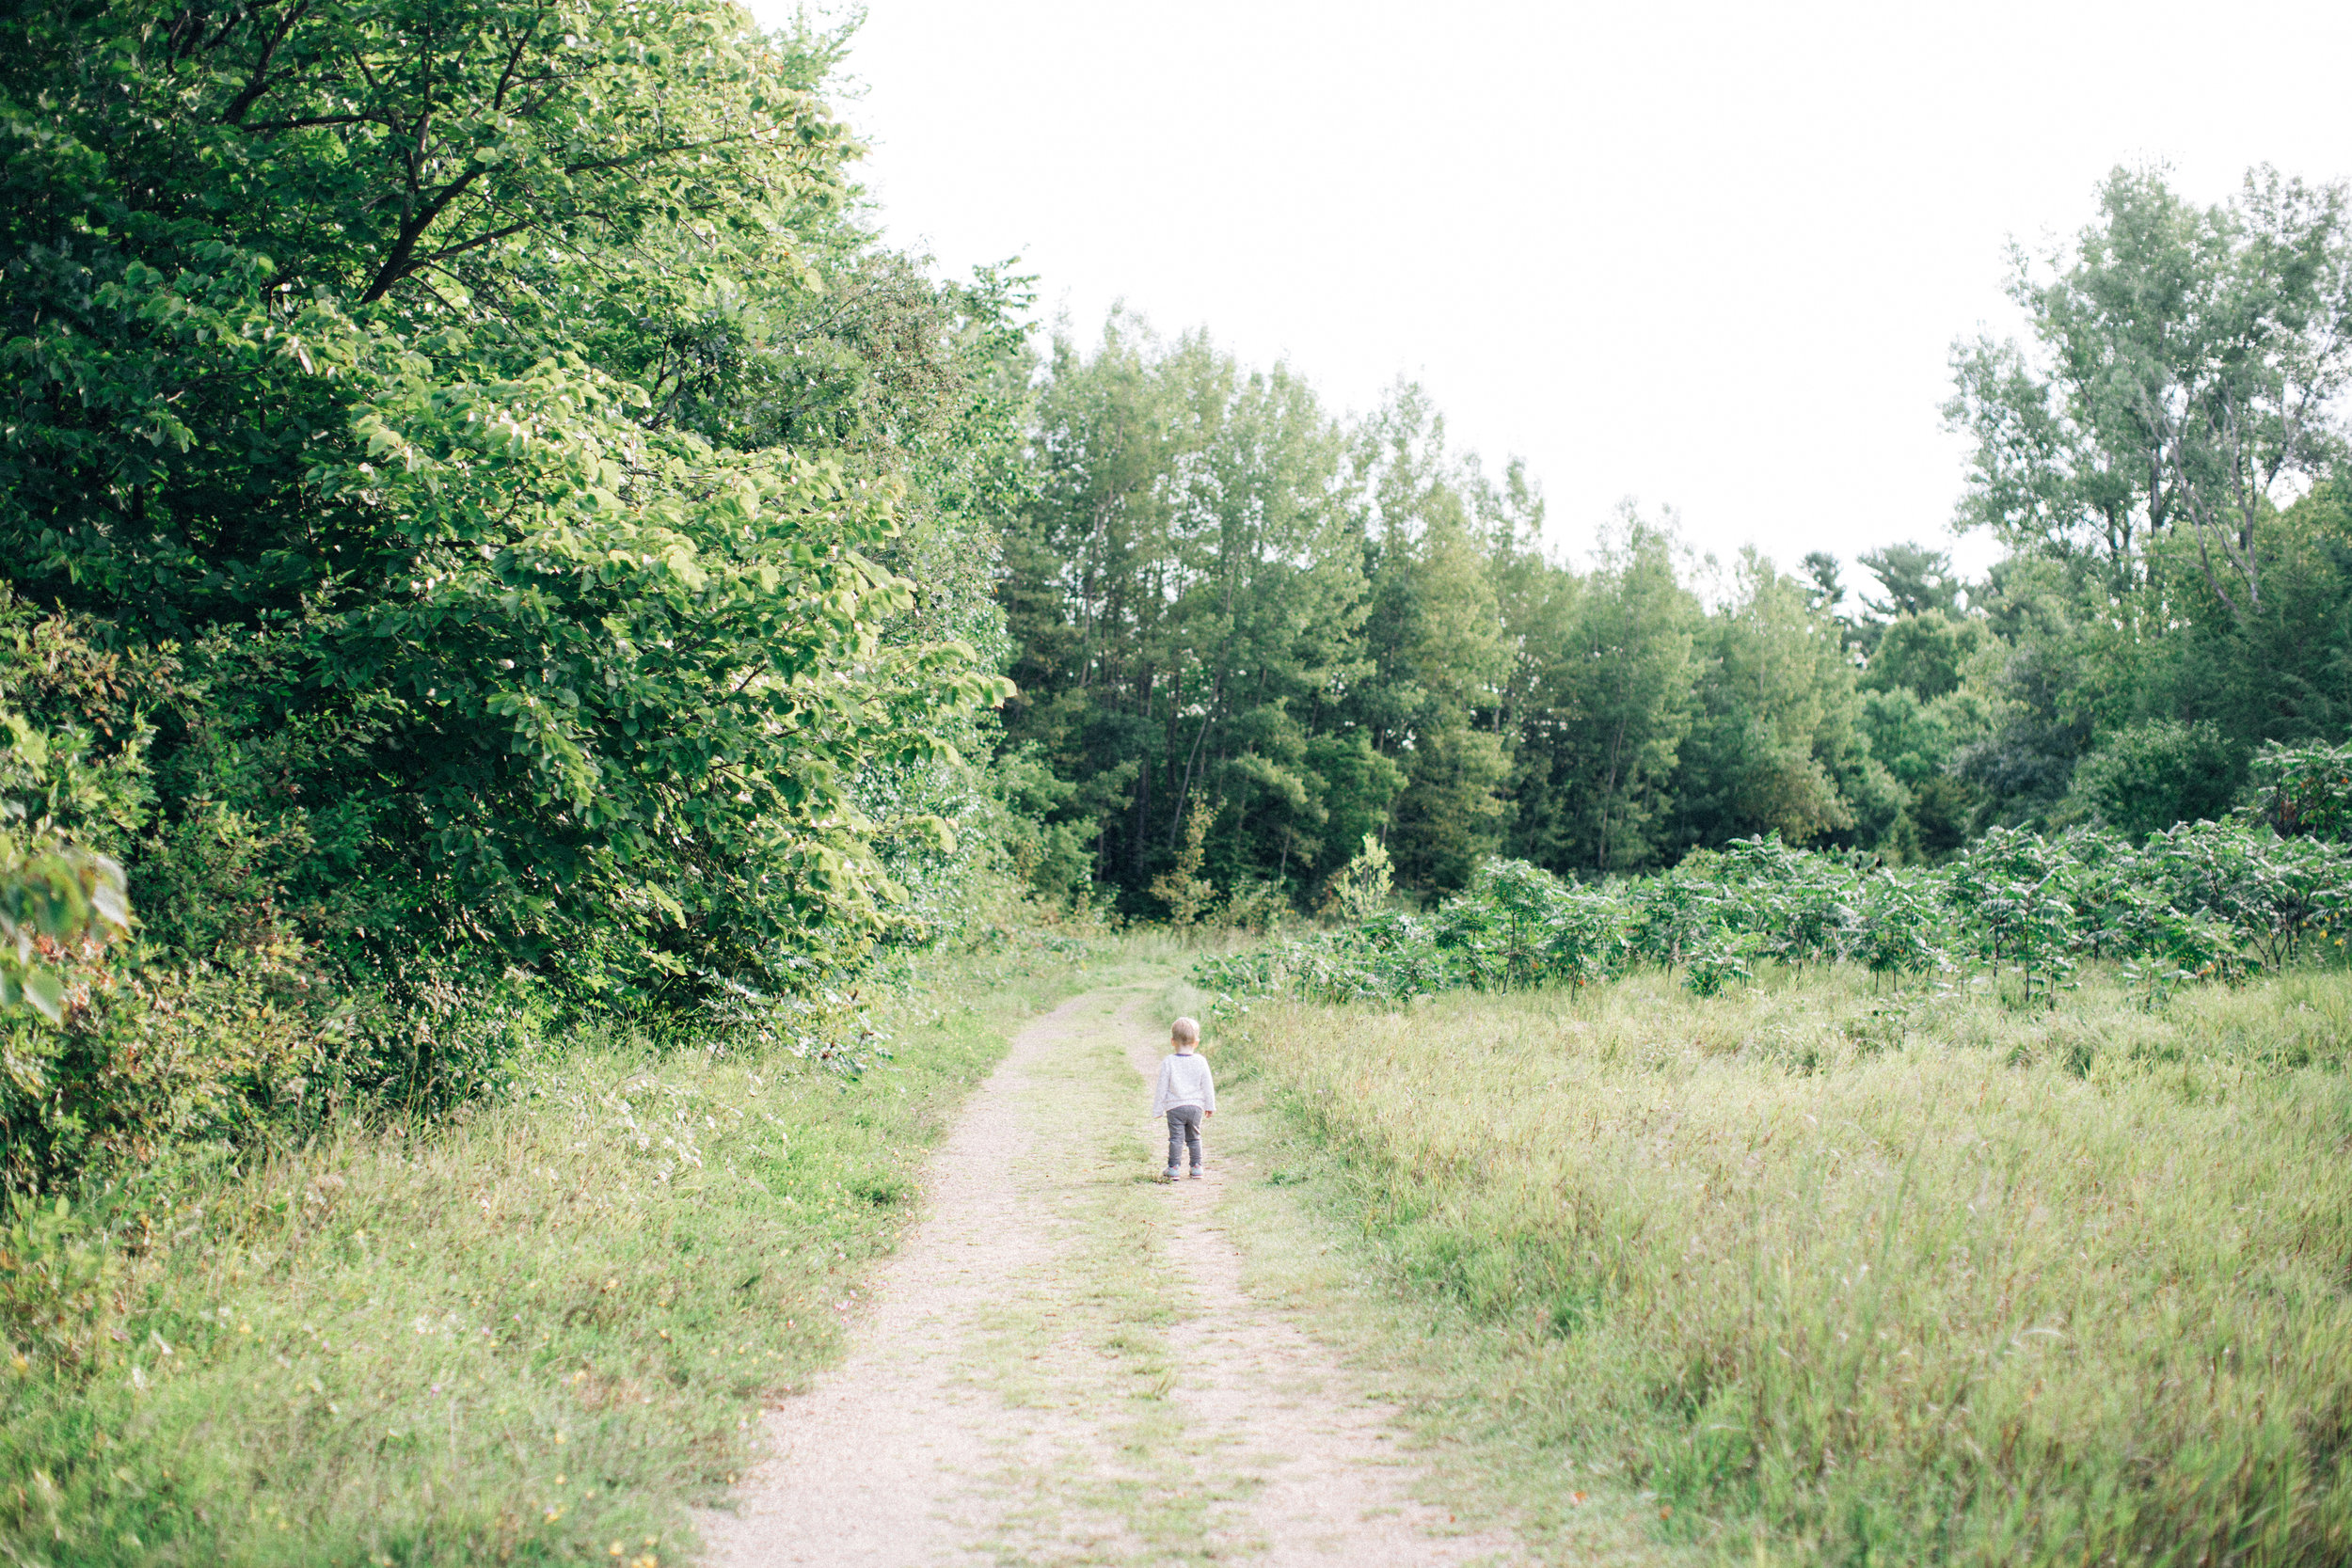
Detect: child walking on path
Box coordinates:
(1152, 1016, 1216, 1180)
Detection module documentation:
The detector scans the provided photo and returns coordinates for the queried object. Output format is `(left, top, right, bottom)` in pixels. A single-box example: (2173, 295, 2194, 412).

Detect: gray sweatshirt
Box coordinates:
(1152, 1052, 1216, 1117)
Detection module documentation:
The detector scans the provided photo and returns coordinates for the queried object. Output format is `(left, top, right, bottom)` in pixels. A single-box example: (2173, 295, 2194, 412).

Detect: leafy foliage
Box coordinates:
(1947, 167, 2352, 614)
(1004, 165, 2352, 921)
(0, 836, 128, 1027)
(1316, 833, 1394, 923)
(1147, 799, 1218, 926)
(1197, 823, 2352, 1008)
(2247, 737, 2352, 841)
(2068, 718, 2242, 841)
(0, 4, 1027, 1191)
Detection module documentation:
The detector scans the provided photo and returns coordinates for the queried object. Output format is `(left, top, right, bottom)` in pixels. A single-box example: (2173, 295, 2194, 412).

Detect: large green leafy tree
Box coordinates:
(1947, 166, 2352, 614)
(1938, 170, 2352, 832)
(1002, 316, 1385, 910)
(1672, 553, 1883, 853)
(1504, 515, 1700, 872)
(1347, 388, 1511, 892)
(1002, 316, 1220, 894)
(0, 1, 1011, 1010)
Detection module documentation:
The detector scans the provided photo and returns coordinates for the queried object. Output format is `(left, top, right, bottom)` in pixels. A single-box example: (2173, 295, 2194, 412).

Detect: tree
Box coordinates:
(0, 3, 1016, 1011)
(1950, 558, 2099, 826)
(1148, 799, 1218, 925)
(1857, 543, 1965, 621)
(1947, 166, 2352, 615)
(1349, 388, 1511, 892)
(1673, 553, 1872, 852)
(3, 0, 855, 633)
(1857, 686, 1988, 856)
(1318, 833, 1393, 921)
(1000, 315, 1381, 908)
(2067, 720, 2242, 842)
(1800, 551, 1847, 616)
(1509, 513, 1699, 872)
(1862, 610, 1987, 701)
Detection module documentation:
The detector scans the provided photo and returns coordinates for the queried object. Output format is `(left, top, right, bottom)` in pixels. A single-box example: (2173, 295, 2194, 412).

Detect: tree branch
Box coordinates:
(219, 0, 314, 124)
(358, 167, 487, 303)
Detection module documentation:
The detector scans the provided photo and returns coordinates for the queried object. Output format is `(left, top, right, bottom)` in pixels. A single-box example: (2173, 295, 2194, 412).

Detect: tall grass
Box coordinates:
(1222, 963, 2352, 1565)
(0, 934, 1097, 1567)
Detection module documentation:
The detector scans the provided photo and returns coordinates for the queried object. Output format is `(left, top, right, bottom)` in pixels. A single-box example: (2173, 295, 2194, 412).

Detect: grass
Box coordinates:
(950, 980, 1212, 1564)
(1212, 960, 2352, 1566)
(24, 929, 2341, 1566)
(0, 930, 1099, 1568)
(909, 972, 1279, 1566)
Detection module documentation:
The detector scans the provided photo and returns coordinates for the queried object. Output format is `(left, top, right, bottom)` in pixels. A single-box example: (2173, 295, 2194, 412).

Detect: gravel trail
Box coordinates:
(697, 985, 1520, 1567)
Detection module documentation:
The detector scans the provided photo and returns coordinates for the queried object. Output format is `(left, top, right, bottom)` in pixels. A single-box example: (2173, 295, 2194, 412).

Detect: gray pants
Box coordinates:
(1165, 1104, 1203, 1173)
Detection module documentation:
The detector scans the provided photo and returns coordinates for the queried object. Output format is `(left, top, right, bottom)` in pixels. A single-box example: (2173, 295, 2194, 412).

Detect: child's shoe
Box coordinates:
(1163, 1169, 1179, 1182)
(1188, 1167, 1204, 1179)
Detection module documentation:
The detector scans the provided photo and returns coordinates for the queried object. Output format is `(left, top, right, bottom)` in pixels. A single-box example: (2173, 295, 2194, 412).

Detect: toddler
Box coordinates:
(1151, 1016, 1216, 1180)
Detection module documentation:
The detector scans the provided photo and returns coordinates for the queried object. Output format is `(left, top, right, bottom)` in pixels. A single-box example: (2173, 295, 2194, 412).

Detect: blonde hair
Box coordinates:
(1170, 1016, 1200, 1045)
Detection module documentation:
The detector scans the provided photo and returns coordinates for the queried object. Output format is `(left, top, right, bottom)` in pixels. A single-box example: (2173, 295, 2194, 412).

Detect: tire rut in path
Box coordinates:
(697, 985, 1520, 1567)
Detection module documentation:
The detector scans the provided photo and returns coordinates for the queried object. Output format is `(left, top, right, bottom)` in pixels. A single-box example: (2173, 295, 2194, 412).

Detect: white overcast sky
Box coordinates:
(747, 0, 2352, 589)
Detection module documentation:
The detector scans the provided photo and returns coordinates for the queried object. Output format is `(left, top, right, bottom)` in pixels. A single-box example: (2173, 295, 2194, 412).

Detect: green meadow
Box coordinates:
(1213, 963, 2352, 1565)
(0, 937, 1094, 1567)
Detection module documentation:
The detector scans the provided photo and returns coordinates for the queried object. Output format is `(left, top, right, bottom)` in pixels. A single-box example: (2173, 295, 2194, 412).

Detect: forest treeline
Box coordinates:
(4, 0, 2351, 1185)
(1003, 166, 2352, 915)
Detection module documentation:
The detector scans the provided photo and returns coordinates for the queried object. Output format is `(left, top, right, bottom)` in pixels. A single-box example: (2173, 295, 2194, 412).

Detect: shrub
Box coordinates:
(1196, 825, 2352, 1012)
(2071, 719, 2243, 842)
(1317, 833, 1393, 923)
(2247, 738, 2352, 842)
(1148, 800, 1219, 926)
(1220, 878, 1292, 936)
(1852, 869, 1947, 987)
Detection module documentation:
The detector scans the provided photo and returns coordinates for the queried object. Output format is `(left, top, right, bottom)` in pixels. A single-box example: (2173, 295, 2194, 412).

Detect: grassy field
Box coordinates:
(1210, 963, 2352, 1566)
(0, 931, 1100, 1568)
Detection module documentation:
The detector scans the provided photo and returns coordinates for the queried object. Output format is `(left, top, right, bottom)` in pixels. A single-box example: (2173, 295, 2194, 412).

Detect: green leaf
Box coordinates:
(22, 967, 64, 1025)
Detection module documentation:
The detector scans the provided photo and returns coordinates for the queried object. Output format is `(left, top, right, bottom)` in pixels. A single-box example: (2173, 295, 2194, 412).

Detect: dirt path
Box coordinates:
(696, 984, 1522, 1567)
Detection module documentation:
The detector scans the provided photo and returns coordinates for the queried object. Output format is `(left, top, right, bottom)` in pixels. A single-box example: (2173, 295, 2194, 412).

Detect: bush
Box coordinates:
(1197, 825, 2352, 1012)
(1220, 878, 1292, 936)
(1317, 833, 1393, 923)
(2070, 718, 2243, 842)
(2247, 738, 2352, 842)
